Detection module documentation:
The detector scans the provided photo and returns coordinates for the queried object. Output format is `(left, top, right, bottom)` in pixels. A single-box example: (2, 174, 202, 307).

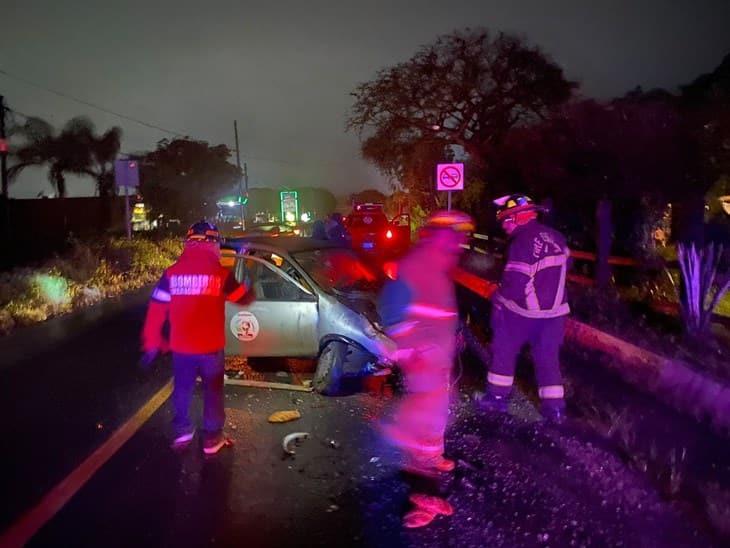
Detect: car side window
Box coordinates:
(247, 250, 313, 293)
(236, 257, 311, 302)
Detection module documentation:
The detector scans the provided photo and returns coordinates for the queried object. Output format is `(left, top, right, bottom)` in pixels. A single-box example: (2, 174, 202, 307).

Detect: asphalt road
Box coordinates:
(0, 295, 716, 547)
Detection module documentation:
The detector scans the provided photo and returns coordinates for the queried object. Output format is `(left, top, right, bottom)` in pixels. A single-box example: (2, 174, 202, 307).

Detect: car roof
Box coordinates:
(222, 237, 344, 254)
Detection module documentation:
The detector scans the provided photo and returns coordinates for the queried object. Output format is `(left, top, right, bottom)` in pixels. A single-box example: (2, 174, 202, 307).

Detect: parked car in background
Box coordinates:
(239, 223, 298, 238)
(345, 203, 410, 262)
(221, 237, 395, 395)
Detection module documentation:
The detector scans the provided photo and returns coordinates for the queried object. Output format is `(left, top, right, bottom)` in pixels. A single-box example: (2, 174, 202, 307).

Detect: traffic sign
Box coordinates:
(436, 163, 464, 191)
(114, 159, 139, 189)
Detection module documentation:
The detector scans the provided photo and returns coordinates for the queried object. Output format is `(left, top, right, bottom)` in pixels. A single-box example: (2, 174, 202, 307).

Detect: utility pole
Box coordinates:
(243, 160, 249, 221)
(0, 95, 8, 199)
(0, 95, 10, 250)
(233, 120, 245, 232)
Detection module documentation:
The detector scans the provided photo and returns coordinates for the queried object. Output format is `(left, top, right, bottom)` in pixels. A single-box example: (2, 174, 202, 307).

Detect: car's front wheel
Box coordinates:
(313, 341, 362, 396)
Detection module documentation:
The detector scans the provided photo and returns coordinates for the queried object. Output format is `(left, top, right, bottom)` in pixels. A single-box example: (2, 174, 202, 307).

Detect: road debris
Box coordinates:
(282, 432, 310, 455)
(268, 410, 302, 423)
(224, 356, 264, 381)
(225, 378, 313, 392)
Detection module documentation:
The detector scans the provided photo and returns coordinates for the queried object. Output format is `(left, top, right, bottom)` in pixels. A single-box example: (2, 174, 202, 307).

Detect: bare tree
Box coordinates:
(348, 28, 575, 195)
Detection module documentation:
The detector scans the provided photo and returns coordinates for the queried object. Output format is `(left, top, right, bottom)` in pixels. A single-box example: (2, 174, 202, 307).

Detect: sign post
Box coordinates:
(114, 159, 140, 239)
(436, 163, 464, 211)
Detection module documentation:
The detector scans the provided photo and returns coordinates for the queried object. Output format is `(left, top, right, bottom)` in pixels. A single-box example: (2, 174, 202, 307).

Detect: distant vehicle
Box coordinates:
(238, 223, 298, 239)
(216, 195, 248, 239)
(221, 237, 395, 395)
(345, 203, 410, 261)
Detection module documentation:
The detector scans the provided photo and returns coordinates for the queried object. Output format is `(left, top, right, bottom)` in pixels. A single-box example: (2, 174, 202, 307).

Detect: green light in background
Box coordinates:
(34, 274, 70, 306)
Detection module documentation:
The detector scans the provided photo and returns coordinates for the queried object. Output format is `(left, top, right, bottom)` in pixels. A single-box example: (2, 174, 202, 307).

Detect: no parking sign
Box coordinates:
(436, 163, 464, 191)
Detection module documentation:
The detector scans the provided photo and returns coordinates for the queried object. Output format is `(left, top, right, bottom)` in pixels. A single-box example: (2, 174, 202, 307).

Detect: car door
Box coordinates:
(225, 256, 319, 357)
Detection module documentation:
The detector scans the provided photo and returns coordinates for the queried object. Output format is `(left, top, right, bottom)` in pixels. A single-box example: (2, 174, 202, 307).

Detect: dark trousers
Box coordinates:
(488, 304, 567, 410)
(172, 351, 225, 436)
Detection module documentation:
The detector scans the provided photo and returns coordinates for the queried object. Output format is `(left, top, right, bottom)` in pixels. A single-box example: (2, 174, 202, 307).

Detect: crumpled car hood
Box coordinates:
(332, 289, 381, 327)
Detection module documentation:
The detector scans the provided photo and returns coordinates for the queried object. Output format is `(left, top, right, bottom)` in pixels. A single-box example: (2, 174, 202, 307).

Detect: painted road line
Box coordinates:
(224, 378, 313, 392)
(0, 379, 173, 548)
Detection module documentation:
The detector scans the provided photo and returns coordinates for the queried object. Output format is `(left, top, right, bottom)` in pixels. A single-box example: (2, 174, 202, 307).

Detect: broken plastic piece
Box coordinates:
(268, 410, 302, 423)
(282, 432, 310, 455)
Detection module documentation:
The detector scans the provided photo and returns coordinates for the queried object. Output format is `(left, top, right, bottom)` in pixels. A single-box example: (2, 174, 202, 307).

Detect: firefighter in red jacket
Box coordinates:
(377, 210, 474, 528)
(479, 195, 570, 422)
(141, 221, 249, 454)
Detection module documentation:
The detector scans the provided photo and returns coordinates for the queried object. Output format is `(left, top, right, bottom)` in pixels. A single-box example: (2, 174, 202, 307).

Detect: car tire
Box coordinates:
(313, 341, 361, 396)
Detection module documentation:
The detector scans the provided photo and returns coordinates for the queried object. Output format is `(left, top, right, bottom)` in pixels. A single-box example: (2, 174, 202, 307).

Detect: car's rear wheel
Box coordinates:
(313, 341, 362, 396)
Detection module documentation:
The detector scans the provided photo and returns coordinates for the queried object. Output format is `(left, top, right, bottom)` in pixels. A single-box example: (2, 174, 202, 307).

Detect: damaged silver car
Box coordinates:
(222, 237, 395, 395)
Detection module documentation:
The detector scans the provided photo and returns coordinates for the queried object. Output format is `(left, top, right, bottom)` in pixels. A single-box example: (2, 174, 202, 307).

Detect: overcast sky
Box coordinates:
(2, 0, 730, 198)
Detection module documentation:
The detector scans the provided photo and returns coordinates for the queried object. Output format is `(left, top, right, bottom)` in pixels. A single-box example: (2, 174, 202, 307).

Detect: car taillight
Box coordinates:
(386, 229, 393, 239)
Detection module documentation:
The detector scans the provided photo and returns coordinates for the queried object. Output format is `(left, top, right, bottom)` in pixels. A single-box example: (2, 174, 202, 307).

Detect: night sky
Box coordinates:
(2, 0, 729, 199)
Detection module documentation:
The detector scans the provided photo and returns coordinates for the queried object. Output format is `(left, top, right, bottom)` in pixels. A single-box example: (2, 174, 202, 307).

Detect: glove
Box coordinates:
(138, 349, 160, 371)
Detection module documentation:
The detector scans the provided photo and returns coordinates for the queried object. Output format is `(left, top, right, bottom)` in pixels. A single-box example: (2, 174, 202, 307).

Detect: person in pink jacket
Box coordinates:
(377, 210, 474, 528)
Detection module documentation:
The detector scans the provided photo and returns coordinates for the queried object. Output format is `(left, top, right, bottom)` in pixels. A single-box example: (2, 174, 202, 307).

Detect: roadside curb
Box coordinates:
(0, 286, 152, 370)
(566, 319, 730, 433)
(454, 266, 730, 434)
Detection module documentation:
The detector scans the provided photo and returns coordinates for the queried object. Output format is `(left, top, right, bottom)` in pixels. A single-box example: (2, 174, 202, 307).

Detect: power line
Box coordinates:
(0, 68, 185, 137)
(0, 68, 357, 170)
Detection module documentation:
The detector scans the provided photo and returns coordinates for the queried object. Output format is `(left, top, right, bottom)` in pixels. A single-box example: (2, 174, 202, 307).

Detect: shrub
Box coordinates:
(0, 237, 181, 336)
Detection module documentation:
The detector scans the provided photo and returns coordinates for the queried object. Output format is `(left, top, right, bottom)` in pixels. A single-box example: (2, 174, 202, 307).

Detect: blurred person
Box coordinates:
(140, 221, 250, 455)
(325, 212, 349, 245)
(311, 219, 327, 240)
(377, 210, 474, 528)
(478, 195, 570, 423)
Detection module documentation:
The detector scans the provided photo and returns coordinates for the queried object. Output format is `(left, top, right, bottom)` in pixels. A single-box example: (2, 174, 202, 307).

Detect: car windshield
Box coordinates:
(293, 248, 383, 294)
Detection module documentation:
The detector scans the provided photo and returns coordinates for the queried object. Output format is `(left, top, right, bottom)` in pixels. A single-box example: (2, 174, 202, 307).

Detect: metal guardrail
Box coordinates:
(467, 233, 641, 287)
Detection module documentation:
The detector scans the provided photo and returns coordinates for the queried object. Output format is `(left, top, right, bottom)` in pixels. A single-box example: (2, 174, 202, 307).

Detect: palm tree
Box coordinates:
(8, 116, 122, 198)
(8, 117, 69, 197)
(60, 117, 122, 197)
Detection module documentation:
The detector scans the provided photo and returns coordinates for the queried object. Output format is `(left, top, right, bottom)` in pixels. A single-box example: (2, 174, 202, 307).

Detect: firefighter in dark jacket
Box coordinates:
(141, 221, 249, 454)
(479, 195, 570, 423)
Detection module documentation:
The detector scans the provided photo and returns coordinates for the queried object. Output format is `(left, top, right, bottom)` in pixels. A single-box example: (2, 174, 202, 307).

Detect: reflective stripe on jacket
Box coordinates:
(376, 242, 458, 347)
(496, 221, 570, 319)
(143, 245, 248, 354)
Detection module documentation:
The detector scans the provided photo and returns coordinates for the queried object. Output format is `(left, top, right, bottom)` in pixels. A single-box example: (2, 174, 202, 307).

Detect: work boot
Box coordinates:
(432, 457, 456, 473)
(404, 454, 455, 476)
(403, 494, 454, 528)
(403, 508, 438, 528)
(541, 405, 567, 425)
(476, 393, 509, 414)
(171, 429, 195, 450)
(203, 432, 233, 455)
(409, 493, 454, 516)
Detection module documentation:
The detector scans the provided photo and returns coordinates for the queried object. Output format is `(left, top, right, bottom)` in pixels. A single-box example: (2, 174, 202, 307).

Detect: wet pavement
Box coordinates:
(0, 296, 717, 547)
(19, 386, 714, 547)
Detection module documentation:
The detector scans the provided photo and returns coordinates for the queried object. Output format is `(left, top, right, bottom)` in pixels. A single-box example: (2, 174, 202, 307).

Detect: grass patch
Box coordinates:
(0, 237, 182, 335)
